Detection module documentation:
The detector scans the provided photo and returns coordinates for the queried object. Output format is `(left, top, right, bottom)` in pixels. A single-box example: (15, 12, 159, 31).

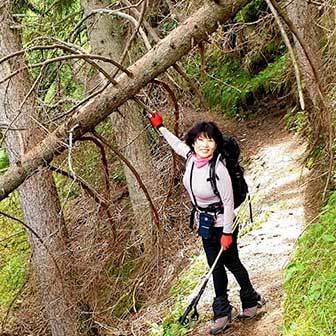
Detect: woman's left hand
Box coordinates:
(220, 233, 233, 250)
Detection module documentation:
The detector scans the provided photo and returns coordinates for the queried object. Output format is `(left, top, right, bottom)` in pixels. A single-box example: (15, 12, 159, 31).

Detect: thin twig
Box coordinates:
(49, 165, 109, 206)
(49, 82, 110, 123)
(0, 53, 132, 85)
(69, 1, 144, 42)
(0, 65, 44, 147)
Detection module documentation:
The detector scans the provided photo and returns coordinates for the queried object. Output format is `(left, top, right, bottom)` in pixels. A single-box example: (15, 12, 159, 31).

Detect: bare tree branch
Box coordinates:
(49, 163, 116, 242)
(49, 82, 110, 123)
(49, 165, 108, 206)
(123, 0, 206, 107)
(69, 1, 145, 42)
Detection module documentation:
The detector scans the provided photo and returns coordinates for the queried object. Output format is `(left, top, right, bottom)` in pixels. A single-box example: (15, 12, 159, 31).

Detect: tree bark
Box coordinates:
(0, 0, 251, 200)
(81, 0, 157, 250)
(285, 0, 323, 107)
(0, 6, 77, 335)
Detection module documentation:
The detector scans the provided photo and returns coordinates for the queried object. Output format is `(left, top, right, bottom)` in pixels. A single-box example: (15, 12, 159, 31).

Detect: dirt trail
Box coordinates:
(189, 112, 308, 336)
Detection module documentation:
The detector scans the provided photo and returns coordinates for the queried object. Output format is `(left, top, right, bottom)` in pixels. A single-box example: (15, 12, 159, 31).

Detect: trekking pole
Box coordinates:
(248, 193, 253, 223)
(178, 246, 224, 325)
(178, 218, 240, 326)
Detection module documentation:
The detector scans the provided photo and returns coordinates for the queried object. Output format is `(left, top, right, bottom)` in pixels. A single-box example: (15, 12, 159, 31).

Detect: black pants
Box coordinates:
(202, 227, 259, 318)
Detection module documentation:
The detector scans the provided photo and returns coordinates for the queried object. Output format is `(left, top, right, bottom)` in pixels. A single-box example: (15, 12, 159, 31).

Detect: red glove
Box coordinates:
(149, 112, 163, 129)
(220, 233, 233, 250)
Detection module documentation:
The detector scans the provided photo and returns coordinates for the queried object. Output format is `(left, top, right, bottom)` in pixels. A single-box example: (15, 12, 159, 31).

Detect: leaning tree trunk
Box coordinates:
(285, 0, 327, 136)
(0, 6, 77, 336)
(81, 0, 158, 251)
(0, 0, 252, 200)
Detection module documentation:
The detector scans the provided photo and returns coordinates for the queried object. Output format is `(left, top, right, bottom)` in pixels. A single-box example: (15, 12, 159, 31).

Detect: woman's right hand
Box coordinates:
(220, 233, 233, 250)
(149, 112, 163, 129)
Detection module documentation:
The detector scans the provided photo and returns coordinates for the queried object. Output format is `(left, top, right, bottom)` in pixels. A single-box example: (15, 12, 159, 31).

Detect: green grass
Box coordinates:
(0, 193, 30, 312)
(148, 254, 208, 336)
(283, 191, 336, 336)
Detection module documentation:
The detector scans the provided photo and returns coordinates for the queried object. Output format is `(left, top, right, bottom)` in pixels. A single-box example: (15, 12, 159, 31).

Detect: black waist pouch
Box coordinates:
(198, 212, 215, 239)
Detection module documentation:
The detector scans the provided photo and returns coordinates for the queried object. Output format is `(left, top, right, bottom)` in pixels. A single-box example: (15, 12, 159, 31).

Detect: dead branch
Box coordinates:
(49, 82, 110, 123)
(123, 0, 206, 108)
(49, 164, 116, 240)
(69, 0, 145, 42)
(49, 165, 109, 206)
(79, 136, 111, 195)
(0, 65, 45, 148)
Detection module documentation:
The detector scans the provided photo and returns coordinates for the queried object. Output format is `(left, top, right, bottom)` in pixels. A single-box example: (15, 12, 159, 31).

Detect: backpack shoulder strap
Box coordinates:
(208, 154, 223, 197)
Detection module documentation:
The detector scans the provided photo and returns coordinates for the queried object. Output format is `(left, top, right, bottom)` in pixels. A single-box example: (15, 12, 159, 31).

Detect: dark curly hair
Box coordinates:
(185, 121, 224, 157)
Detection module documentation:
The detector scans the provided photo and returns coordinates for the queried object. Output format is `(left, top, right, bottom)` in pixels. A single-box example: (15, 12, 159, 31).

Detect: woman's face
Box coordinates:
(193, 133, 216, 159)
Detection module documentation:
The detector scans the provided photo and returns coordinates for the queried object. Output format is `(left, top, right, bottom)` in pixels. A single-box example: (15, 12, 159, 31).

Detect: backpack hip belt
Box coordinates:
(194, 202, 224, 215)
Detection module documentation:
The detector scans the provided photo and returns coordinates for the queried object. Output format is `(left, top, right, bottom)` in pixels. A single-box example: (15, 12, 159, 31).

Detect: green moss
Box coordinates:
(283, 192, 336, 336)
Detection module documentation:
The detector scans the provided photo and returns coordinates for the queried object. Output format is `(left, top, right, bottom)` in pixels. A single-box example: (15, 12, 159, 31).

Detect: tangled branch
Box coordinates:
(91, 130, 161, 230)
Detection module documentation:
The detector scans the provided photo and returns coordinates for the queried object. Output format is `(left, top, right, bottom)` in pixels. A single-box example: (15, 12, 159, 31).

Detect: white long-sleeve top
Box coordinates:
(159, 127, 235, 233)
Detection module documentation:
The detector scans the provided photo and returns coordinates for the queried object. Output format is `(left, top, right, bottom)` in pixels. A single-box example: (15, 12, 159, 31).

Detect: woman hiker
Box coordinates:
(149, 112, 262, 335)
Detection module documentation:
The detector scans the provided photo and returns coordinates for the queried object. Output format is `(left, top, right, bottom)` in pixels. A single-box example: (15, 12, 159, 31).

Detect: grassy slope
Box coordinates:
(283, 192, 336, 336)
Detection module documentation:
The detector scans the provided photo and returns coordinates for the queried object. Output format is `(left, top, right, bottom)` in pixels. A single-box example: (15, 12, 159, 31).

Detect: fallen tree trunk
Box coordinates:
(0, 0, 251, 200)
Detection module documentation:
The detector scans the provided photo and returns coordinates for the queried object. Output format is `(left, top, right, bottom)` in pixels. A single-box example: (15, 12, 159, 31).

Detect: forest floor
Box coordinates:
(186, 108, 309, 336)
